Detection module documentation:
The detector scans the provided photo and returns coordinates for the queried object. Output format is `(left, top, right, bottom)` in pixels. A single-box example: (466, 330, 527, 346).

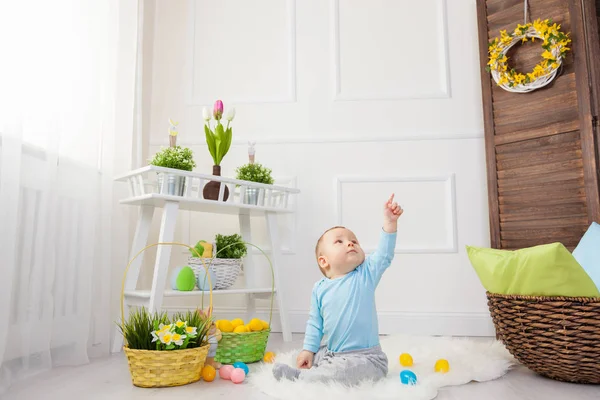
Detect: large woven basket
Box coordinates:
(189, 257, 242, 290)
(124, 345, 210, 388)
(119, 242, 215, 388)
(487, 292, 600, 384)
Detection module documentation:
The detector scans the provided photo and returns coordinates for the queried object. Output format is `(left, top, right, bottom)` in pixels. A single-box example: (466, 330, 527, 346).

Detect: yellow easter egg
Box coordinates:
(220, 320, 234, 333)
(261, 320, 270, 330)
(234, 325, 247, 333)
(249, 319, 263, 332)
(201, 365, 216, 382)
(399, 353, 413, 367)
(263, 352, 275, 363)
(434, 359, 450, 373)
(231, 318, 245, 328)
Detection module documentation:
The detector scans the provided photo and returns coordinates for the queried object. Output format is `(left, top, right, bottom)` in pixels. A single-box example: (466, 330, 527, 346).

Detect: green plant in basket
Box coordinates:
(149, 146, 196, 171)
(235, 163, 274, 185)
(118, 308, 212, 351)
(215, 233, 247, 259)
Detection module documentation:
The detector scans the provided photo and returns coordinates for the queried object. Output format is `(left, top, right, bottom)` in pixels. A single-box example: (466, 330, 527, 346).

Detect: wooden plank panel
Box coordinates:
(498, 178, 584, 195)
(500, 226, 588, 240)
(497, 159, 583, 179)
(494, 121, 581, 145)
(496, 147, 581, 170)
(501, 216, 590, 230)
(499, 203, 588, 222)
(499, 188, 587, 205)
(493, 88, 578, 127)
(494, 94, 579, 135)
(495, 130, 580, 153)
(497, 169, 583, 187)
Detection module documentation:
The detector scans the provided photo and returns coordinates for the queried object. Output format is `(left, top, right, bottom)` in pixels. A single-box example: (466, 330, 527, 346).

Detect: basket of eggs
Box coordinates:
(214, 317, 271, 364)
(195, 241, 275, 364)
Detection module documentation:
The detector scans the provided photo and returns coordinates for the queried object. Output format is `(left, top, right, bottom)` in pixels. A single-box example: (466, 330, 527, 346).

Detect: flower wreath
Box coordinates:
(486, 19, 571, 93)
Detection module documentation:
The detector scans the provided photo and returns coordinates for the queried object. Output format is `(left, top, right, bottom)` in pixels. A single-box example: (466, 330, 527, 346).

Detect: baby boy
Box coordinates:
(273, 194, 403, 384)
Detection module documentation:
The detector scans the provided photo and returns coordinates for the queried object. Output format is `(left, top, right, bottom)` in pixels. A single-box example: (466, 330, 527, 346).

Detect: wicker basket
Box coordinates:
(216, 329, 271, 364)
(189, 257, 242, 290)
(119, 242, 214, 388)
(487, 292, 600, 384)
(124, 345, 210, 388)
(213, 243, 275, 365)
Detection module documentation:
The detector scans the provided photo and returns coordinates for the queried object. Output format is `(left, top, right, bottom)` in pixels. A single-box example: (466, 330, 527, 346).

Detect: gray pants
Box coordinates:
(274, 345, 388, 385)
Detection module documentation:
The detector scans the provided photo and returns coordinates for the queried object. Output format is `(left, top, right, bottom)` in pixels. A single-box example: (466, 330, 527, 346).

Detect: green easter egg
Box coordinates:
(176, 266, 196, 291)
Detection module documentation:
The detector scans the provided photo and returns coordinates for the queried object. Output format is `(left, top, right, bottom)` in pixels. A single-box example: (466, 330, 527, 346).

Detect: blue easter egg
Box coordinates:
(170, 266, 184, 289)
(400, 370, 417, 385)
(196, 267, 217, 291)
(233, 362, 249, 375)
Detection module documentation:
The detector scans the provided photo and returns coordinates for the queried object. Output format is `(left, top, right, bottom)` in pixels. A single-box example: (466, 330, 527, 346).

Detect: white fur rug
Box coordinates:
(249, 335, 516, 400)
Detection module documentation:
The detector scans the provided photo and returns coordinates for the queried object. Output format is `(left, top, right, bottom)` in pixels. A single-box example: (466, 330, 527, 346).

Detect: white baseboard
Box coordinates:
(162, 306, 496, 337)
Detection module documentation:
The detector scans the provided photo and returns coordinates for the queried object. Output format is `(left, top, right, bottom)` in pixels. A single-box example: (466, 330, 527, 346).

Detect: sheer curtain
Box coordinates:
(0, 0, 139, 394)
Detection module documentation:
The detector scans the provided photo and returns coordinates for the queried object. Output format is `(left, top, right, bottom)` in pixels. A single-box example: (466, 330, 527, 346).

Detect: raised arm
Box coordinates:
(363, 194, 403, 285)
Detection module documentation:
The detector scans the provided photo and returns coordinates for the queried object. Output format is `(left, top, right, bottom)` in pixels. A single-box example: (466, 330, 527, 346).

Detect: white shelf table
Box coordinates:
(111, 166, 299, 353)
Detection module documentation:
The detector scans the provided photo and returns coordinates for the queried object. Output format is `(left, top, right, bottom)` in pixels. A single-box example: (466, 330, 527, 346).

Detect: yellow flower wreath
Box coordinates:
(487, 19, 571, 93)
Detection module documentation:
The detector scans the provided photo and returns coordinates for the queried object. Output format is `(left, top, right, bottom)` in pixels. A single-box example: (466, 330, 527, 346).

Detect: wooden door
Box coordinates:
(476, 0, 600, 250)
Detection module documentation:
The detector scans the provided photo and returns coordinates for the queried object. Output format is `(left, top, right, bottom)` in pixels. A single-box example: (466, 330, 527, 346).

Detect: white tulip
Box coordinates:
(202, 107, 211, 121)
(225, 108, 236, 122)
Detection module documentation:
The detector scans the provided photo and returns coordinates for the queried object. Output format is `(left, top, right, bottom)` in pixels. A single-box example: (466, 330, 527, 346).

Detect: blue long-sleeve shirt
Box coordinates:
(303, 229, 397, 353)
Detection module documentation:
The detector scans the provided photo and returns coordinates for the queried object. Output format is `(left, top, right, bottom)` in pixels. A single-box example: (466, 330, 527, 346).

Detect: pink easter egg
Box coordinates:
(231, 368, 246, 384)
(219, 365, 234, 380)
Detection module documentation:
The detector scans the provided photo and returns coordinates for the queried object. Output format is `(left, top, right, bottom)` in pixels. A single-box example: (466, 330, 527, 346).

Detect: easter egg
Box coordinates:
(434, 359, 450, 373)
(170, 266, 184, 289)
(233, 362, 249, 375)
(201, 365, 216, 382)
(263, 352, 275, 363)
(231, 318, 245, 328)
(234, 325, 247, 333)
(261, 320, 270, 330)
(249, 319, 263, 332)
(220, 320, 234, 333)
(400, 370, 417, 385)
(175, 266, 196, 291)
(219, 365, 234, 380)
(196, 267, 216, 291)
(231, 368, 245, 384)
(399, 353, 413, 367)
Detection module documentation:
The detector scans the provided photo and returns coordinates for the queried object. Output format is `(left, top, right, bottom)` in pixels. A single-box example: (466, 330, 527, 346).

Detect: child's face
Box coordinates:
(318, 228, 365, 278)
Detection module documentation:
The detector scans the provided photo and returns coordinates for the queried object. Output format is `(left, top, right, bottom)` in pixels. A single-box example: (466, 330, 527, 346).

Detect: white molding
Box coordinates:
(162, 306, 495, 337)
(336, 174, 458, 253)
(331, 0, 451, 101)
(186, 0, 297, 105)
(149, 131, 484, 147)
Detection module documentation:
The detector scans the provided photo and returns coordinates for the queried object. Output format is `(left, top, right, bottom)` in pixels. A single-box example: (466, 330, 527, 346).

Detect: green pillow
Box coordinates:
(466, 243, 600, 297)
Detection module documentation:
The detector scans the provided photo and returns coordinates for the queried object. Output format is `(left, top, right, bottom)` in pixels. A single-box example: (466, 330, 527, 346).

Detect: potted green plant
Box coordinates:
(202, 100, 234, 201)
(149, 119, 196, 196)
(235, 163, 274, 205)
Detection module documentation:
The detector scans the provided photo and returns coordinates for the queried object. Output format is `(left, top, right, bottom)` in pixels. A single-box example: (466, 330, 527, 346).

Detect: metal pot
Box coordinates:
(157, 173, 187, 196)
(243, 187, 263, 206)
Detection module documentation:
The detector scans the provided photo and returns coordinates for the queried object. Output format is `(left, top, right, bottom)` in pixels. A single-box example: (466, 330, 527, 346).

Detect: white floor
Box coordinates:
(6, 334, 600, 400)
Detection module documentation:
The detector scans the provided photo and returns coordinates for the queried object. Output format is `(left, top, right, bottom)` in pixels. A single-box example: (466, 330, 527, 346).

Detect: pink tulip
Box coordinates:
(213, 100, 224, 120)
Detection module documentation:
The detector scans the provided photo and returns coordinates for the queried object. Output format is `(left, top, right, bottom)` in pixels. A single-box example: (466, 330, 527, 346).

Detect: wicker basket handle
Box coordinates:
(200, 241, 275, 327)
(120, 242, 214, 327)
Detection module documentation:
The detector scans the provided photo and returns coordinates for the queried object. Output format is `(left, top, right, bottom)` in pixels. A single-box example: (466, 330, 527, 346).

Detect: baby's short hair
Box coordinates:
(315, 226, 346, 276)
